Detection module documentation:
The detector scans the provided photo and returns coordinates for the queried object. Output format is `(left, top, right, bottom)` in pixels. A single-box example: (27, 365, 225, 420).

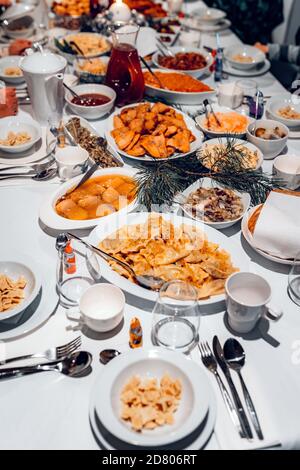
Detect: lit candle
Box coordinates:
(109, 0, 132, 22)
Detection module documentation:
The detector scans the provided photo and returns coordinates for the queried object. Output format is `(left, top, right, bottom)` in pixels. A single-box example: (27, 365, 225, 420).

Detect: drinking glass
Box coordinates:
(236, 79, 258, 115)
(57, 245, 101, 308)
(151, 281, 200, 353)
(106, 24, 144, 107)
(288, 252, 300, 306)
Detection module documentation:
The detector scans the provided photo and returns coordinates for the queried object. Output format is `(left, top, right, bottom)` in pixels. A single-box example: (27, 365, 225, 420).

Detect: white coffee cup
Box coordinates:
(273, 154, 300, 190)
(67, 283, 125, 333)
(55, 146, 89, 181)
(225, 272, 283, 334)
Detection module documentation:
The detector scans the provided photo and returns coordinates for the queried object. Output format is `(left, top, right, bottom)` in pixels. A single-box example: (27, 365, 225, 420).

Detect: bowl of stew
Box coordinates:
(152, 46, 214, 78)
(65, 84, 116, 120)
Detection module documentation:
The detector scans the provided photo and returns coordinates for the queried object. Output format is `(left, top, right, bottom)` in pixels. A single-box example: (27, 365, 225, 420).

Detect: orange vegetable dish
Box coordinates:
(143, 71, 213, 93)
(55, 174, 136, 220)
(111, 102, 196, 159)
(204, 112, 249, 133)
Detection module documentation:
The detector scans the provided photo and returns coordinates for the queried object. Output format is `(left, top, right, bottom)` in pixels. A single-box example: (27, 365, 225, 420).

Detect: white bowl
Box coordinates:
(273, 154, 300, 190)
(267, 95, 300, 128)
(199, 137, 263, 171)
(4, 15, 34, 39)
(143, 68, 216, 105)
(247, 119, 289, 160)
(195, 105, 252, 138)
(65, 84, 116, 120)
(74, 56, 109, 84)
(180, 177, 251, 230)
(0, 117, 42, 154)
(152, 47, 214, 78)
(224, 45, 265, 71)
(0, 56, 24, 85)
(195, 8, 226, 25)
(39, 167, 138, 231)
(0, 257, 41, 322)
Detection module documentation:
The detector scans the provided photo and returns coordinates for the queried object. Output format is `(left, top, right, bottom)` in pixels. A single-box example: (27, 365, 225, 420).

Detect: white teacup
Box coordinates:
(67, 283, 125, 333)
(273, 154, 300, 190)
(217, 82, 243, 109)
(55, 146, 89, 181)
(225, 272, 283, 334)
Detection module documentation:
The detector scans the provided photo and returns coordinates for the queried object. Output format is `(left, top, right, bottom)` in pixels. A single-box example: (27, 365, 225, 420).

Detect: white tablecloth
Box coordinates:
(0, 0, 300, 450)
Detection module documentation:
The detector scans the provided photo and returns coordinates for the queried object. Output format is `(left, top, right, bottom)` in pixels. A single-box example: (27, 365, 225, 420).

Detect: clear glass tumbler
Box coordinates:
(151, 280, 200, 353)
(57, 246, 101, 308)
(288, 252, 300, 307)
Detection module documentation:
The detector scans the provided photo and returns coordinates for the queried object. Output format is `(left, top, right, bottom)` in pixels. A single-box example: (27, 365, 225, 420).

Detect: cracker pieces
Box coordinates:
(120, 374, 182, 432)
(0, 274, 26, 313)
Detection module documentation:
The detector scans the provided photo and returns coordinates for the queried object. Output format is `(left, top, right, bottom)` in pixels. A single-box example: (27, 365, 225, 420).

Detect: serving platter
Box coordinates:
(144, 69, 216, 105)
(152, 47, 214, 78)
(39, 167, 138, 231)
(88, 211, 250, 304)
(89, 349, 217, 450)
(105, 103, 204, 162)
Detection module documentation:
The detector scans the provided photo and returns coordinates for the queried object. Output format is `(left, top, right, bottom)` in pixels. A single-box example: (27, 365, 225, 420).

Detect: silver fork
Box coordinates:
(0, 336, 82, 366)
(199, 341, 245, 438)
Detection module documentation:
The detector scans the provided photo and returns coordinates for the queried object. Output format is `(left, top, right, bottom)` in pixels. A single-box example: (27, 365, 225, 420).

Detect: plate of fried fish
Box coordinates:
(105, 101, 204, 161)
(88, 212, 249, 303)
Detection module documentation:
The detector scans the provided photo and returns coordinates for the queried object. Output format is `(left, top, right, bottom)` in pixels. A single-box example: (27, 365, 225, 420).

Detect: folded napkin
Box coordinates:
(252, 191, 300, 259)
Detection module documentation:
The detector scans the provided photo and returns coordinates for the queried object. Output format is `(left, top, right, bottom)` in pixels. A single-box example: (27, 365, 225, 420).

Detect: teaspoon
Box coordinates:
(224, 338, 264, 440)
(99, 349, 121, 365)
(0, 351, 92, 380)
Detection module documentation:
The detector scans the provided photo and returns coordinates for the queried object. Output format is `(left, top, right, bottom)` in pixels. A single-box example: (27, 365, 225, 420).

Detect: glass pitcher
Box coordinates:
(106, 24, 145, 107)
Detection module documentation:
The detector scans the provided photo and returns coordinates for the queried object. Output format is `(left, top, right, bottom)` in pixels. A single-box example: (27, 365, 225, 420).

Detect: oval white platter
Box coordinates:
(105, 103, 204, 163)
(39, 167, 138, 231)
(88, 211, 250, 304)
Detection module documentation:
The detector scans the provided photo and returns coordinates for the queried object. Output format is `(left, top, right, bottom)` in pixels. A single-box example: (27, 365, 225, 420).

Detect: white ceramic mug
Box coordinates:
(55, 146, 89, 181)
(273, 154, 300, 190)
(19, 51, 67, 125)
(67, 283, 125, 333)
(225, 272, 283, 333)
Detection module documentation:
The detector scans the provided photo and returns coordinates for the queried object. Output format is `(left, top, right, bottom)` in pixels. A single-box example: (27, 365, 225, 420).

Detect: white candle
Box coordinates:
(109, 0, 132, 22)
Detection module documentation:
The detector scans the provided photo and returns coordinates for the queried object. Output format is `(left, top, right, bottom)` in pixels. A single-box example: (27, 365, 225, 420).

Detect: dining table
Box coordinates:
(0, 0, 300, 451)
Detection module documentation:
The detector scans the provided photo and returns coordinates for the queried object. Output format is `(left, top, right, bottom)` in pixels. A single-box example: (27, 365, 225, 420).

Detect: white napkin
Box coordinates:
(252, 191, 300, 259)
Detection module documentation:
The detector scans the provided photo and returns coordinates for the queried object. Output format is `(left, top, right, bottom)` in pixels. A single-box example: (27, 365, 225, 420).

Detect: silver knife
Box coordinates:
(213, 336, 253, 440)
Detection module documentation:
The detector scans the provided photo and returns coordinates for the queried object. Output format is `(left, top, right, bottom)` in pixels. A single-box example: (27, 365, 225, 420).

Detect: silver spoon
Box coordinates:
(0, 167, 56, 182)
(224, 338, 264, 440)
(99, 349, 121, 365)
(67, 232, 165, 291)
(55, 233, 69, 289)
(0, 351, 92, 380)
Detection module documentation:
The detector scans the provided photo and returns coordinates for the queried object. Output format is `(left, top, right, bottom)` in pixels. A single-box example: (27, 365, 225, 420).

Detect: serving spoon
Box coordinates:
(67, 232, 165, 291)
(139, 55, 166, 90)
(0, 351, 92, 380)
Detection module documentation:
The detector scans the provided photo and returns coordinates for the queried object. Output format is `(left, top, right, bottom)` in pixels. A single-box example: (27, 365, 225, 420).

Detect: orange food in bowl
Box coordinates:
(203, 112, 249, 133)
(143, 71, 213, 93)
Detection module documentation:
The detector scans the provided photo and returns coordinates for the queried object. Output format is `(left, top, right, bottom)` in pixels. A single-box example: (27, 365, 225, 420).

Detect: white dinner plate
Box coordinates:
(180, 17, 231, 33)
(0, 126, 55, 166)
(53, 32, 111, 64)
(88, 211, 250, 304)
(266, 95, 300, 128)
(105, 103, 204, 162)
(241, 205, 300, 266)
(179, 177, 251, 230)
(223, 59, 271, 77)
(91, 348, 216, 448)
(39, 167, 138, 231)
(0, 259, 57, 341)
(0, 254, 41, 323)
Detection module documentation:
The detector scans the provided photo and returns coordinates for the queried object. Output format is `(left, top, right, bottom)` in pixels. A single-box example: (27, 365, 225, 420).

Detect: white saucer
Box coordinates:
(223, 59, 271, 77)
